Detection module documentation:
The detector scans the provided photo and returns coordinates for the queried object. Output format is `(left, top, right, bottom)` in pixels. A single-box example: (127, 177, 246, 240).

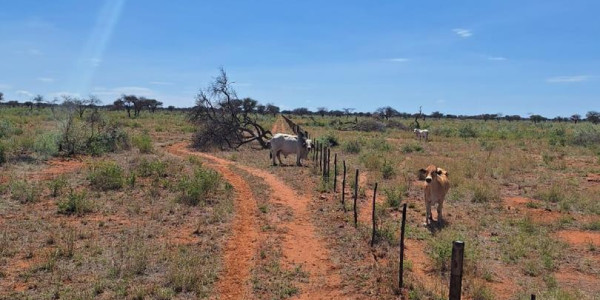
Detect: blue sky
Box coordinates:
(0, 0, 598, 117)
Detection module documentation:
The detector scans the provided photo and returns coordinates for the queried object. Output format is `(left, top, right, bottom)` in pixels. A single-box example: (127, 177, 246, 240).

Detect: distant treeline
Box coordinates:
(1, 91, 598, 124)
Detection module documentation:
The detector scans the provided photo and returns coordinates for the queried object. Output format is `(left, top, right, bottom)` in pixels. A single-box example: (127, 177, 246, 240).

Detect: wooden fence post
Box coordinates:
(371, 183, 378, 247)
(322, 146, 327, 179)
(353, 169, 359, 227)
(531, 295, 536, 300)
(333, 153, 338, 192)
(342, 161, 346, 212)
(319, 143, 323, 172)
(326, 148, 331, 181)
(399, 203, 407, 289)
(449, 241, 465, 300)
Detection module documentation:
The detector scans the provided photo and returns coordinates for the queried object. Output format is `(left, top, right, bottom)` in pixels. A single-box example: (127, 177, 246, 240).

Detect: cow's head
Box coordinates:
(418, 165, 448, 183)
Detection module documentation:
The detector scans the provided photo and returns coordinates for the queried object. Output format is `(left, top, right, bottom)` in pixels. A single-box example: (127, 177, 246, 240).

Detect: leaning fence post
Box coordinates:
(449, 241, 465, 300)
(353, 169, 359, 227)
(333, 153, 338, 192)
(371, 183, 378, 247)
(342, 161, 347, 211)
(399, 203, 407, 289)
(531, 295, 536, 300)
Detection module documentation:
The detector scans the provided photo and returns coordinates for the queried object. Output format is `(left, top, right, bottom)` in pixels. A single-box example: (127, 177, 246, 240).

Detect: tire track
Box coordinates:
(167, 143, 259, 300)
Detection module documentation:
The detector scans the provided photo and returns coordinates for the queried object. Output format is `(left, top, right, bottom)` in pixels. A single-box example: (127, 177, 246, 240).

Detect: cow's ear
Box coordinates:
(418, 169, 426, 180)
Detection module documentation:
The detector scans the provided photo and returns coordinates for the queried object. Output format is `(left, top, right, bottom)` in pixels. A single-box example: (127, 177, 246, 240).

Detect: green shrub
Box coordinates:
(58, 190, 92, 215)
(133, 132, 153, 154)
(136, 159, 168, 177)
(384, 185, 406, 209)
(536, 185, 564, 203)
(48, 175, 68, 197)
(177, 167, 222, 206)
(33, 132, 60, 158)
(342, 140, 361, 154)
(471, 184, 500, 203)
(88, 161, 124, 191)
(355, 119, 385, 132)
(87, 126, 130, 156)
(381, 160, 395, 179)
(401, 143, 423, 153)
(315, 133, 339, 147)
(10, 180, 40, 203)
(570, 125, 600, 147)
(360, 152, 383, 171)
(458, 123, 478, 138)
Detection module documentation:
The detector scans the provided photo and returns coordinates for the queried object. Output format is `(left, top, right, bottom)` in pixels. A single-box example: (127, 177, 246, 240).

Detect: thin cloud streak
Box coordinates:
(546, 75, 590, 83)
(453, 28, 472, 38)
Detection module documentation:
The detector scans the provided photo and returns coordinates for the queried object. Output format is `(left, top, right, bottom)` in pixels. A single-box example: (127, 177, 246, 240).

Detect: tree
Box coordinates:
(0, 92, 3, 105)
(586, 111, 600, 124)
(33, 95, 44, 109)
(24, 101, 34, 111)
(530, 114, 546, 124)
(291, 107, 310, 116)
(430, 111, 444, 120)
(167, 105, 175, 112)
(145, 99, 163, 113)
(570, 114, 581, 124)
(265, 104, 280, 117)
(342, 108, 355, 118)
(316, 107, 328, 117)
(241, 98, 257, 114)
(188, 68, 271, 150)
(376, 106, 398, 120)
(256, 104, 266, 115)
(7, 100, 19, 107)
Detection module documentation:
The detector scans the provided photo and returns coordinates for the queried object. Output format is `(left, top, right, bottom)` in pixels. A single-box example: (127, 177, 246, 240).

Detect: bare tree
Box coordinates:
(188, 68, 271, 150)
(33, 95, 44, 109)
(587, 111, 600, 124)
(570, 114, 581, 124)
(342, 108, 355, 118)
(265, 104, 280, 117)
(317, 107, 328, 117)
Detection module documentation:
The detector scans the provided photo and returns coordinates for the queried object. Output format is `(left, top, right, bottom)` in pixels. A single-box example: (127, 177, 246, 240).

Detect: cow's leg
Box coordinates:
(437, 200, 443, 225)
(425, 199, 432, 225)
(271, 150, 277, 166)
(277, 151, 283, 166)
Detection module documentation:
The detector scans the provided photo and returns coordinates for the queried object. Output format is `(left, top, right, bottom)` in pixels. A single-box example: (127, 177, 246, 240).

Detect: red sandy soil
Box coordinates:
(271, 116, 293, 134)
(167, 143, 259, 300)
(30, 158, 85, 181)
(556, 230, 600, 247)
(168, 140, 344, 299)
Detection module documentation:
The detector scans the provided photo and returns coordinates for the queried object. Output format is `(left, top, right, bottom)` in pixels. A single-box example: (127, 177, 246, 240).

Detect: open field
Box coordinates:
(1, 107, 599, 299)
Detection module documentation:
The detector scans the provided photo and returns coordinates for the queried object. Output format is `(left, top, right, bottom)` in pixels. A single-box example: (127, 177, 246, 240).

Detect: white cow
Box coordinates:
(414, 128, 429, 141)
(268, 133, 313, 166)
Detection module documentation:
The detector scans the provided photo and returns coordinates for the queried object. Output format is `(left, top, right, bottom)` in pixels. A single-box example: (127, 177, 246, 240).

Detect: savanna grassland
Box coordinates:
(1, 106, 599, 300)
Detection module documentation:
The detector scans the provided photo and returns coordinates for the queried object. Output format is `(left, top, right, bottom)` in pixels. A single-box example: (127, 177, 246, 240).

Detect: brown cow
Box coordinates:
(418, 165, 450, 226)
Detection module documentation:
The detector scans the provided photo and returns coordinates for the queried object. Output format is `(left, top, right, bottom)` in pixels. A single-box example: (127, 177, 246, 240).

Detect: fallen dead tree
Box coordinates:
(188, 68, 271, 150)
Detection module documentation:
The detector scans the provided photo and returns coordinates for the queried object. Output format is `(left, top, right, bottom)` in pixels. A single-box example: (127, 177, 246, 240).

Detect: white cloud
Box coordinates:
(487, 56, 507, 61)
(546, 75, 590, 83)
(149, 81, 174, 86)
(387, 58, 410, 62)
(16, 90, 34, 98)
(37, 77, 55, 83)
(453, 28, 472, 38)
(27, 48, 43, 56)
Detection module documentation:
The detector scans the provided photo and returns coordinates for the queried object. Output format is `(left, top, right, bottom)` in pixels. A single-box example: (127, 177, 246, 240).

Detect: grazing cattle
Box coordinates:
(418, 165, 450, 226)
(268, 133, 313, 166)
(414, 128, 429, 141)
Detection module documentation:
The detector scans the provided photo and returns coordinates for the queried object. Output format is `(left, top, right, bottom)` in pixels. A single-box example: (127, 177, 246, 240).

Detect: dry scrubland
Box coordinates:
(1, 107, 600, 299)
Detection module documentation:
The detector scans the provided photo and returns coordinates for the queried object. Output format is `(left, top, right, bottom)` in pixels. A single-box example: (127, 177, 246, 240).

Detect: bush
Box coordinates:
(10, 180, 40, 203)
(355, 119, 385, 132)
(384, 185, 406, 209)
(33, 132, 60, 158)
(58, 190, 92, 215)
(570, 125, 600, 147)
(360, 152, 383, 171)
(342, 140, 361, 154)
(88, 161, 124, 191)
(136, 159, 168, 178)
(458, 123, 478, 138)
(133, 131, 153, 154)
(86, 126, 130, 156)
(471, 184, 500, 203)
(177, 167, 222, 206)
(401, 143, 423, 153)
(48, 175, 68, 197)
(381, 161, 396, 179)
(315, 133, 339, 147)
